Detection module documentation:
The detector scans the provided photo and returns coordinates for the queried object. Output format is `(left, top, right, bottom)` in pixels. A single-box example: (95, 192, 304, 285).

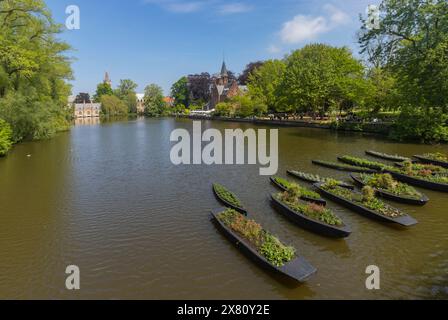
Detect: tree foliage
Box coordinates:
(100, 95, 128, 116)
(0, 0, 73, 143)
(93, 82, 113, 102)
(188, 73, 210, 105)
(238, 61, 264, 85)
(144, 84, 165, 117)
(171, 77, 189, 107)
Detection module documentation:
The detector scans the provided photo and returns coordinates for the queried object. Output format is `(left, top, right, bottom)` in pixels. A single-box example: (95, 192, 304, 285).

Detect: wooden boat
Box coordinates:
(337, 156, 387, 171)
(270, 177, 327, 206)
(413, 155, 448, 169)
(211, 207, 317, 283)
(212, 184, 247, 215)
(365, 150, 410, 162)
(350, 174, 429, 206)
(287, 170, 354, 189)
(270, 195, 351, 238)
(383, 170, 448, 192)
(314, 183, 418, 227)
(312, 160, 377, 173)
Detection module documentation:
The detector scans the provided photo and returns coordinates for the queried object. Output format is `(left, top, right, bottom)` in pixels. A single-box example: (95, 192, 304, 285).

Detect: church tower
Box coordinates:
(104, 72, 112, 87)
(219, 61, 229, 86)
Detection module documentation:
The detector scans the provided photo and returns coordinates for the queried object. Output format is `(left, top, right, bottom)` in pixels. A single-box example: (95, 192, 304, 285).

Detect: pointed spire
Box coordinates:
(104, 72, 112, 86)
(221, 60, 228, 77)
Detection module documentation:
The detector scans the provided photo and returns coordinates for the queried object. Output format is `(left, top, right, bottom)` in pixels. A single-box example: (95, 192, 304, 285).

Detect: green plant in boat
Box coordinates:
(321, 182, 405, 218)
(419, 152, 448, 162)
(218, 209, 295, 266)
(359, 173, 422, 198)
(273, 176, 321, 200)
(339, 155, 391, 171)
(213, 184, 243, 208)
(276, 193, 343, 226)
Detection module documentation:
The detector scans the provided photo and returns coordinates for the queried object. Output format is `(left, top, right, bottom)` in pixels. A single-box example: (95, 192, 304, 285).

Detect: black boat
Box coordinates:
(365, 150, 410, 162)
(270, 195, 351, 238)
(270, 177, 327, 206)
(287, 170, 355, 189)
(211, 207, 317, 283)
(314, 183, 418, 227)
(212, 184, 247, 215)
(413, 155, 448, 169)
(312, 160, 377, 173)
(350, 174, 429, 206)
(384, 170, 448, 192)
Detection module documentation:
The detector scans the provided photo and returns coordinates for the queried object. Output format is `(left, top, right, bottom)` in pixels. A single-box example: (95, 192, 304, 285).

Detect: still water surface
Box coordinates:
(0, 118, 447, 299)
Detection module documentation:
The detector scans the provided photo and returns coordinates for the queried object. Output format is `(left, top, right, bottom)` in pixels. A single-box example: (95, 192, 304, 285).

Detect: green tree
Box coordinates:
(93, 82, 113, 102)
(144, 84, 165, 117)
(0, 118, 13, 156)
(247, 60, 285, 112)
(124, 92, 138, 114)
(359, 0, 448, 141)
(171, 77, 189, 107)
(100, 95, 128, 116)
(214, 102, 233, 117)
(115, 79, 138, 100)
(278, 44, 365, 115)
(0, 0, 73, 143)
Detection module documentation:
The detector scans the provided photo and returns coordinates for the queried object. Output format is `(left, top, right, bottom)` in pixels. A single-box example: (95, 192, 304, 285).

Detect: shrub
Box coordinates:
(390, 107, 448, 143)
(0, 119, 13, 156)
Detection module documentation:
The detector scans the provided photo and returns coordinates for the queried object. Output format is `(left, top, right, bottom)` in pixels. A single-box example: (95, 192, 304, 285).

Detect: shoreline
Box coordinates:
(182, 115, 392, 136)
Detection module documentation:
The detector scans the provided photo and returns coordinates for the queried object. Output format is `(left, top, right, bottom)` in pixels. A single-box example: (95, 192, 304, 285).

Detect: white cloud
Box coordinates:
(278, 4, 350, 44)
(324, 4, 351, 25)
(218, 3, 253, 15)
(280, 15, 328, 44)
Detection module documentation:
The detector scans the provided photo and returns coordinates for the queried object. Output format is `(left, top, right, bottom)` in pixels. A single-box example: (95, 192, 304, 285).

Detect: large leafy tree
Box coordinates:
(114, 79, 138, 100)
(278, 44, 365, 115)
(359, 0, 448, 111)
(238, 61, 265, 85)
(93, 82, 113, 102)
(247, 60, 285, 112)
(100, 95, 128, 116)
(144, 84, 165, 117)
(171, 77, 189, 107)
(188, 73, 210, 105)
(0, 0, 73, 142)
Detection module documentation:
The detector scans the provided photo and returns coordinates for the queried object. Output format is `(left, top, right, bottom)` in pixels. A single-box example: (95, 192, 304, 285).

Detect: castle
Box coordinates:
(208, 61, 247, 110)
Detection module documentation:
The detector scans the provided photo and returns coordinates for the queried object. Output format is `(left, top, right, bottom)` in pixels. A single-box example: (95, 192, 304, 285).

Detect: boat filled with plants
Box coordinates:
(287, 170, 354, 189)
(384, 161, 448, 192)
(413, 152, 448, 169)
(315, 181, 418, 227)
(312, 160, 376, 173)
(211, 208, 317, 282)
(270, 176, 326, 206)
(271, 187, 351, 238)
(338, 155, 389, 171)
(213, 183, 247, 214)
(350, 173, 429, 205)
(365, 150, 410, 162)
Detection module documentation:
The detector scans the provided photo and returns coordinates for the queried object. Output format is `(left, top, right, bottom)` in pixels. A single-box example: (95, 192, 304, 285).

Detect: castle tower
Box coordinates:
(220, 61, 228, 86)
(104, 72, 112, 87)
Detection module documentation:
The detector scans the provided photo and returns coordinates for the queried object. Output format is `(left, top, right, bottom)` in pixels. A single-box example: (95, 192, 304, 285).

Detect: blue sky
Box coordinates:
(46, 0, 380, 95)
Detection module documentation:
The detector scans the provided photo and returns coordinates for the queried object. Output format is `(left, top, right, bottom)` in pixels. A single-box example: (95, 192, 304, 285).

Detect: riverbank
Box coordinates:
(183, 114, 393, 136)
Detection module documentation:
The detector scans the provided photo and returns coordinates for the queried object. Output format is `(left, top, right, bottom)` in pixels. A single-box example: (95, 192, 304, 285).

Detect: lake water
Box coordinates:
(1, 117, 447, 299)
